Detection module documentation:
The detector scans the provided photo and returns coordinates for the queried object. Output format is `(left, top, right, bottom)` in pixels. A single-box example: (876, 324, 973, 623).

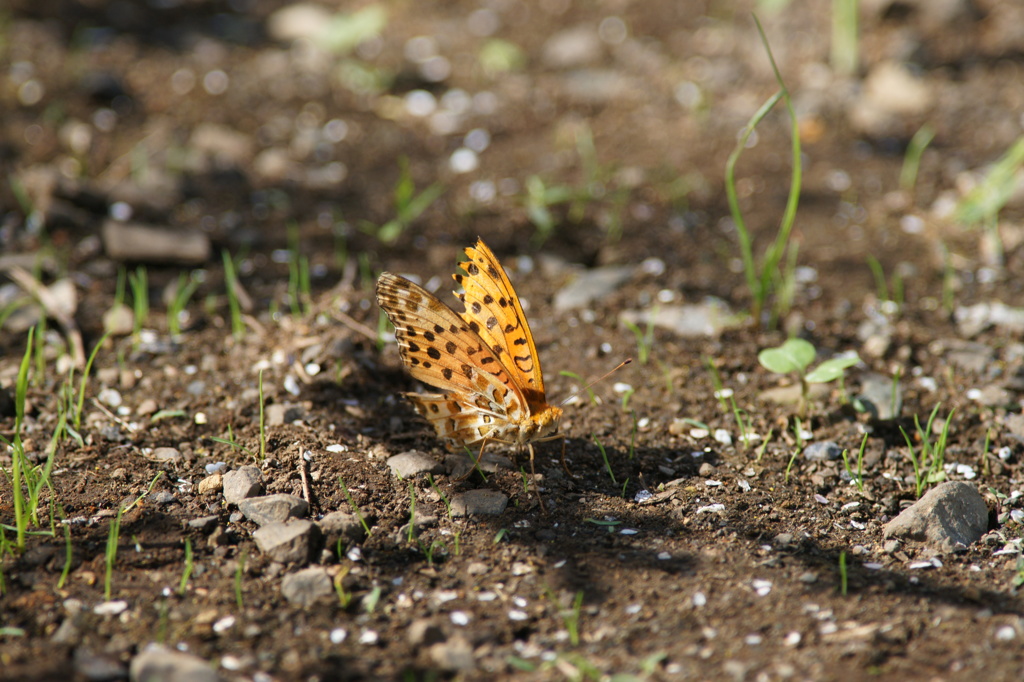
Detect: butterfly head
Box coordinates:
(521, 403, 562, 445)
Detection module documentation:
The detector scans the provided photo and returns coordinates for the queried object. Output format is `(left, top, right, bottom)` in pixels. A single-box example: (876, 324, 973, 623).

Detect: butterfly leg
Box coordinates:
(456, 439, 492, 482)
(559, 438, 574, 478)
(527, 442, 547, 514)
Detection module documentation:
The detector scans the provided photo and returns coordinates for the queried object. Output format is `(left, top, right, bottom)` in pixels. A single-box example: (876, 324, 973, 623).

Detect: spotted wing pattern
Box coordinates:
(453, 240, 548, 407)
(376, 240, 562, 450)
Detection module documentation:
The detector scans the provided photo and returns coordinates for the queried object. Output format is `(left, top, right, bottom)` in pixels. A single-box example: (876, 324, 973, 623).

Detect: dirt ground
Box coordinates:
(3, 1, 1024, 680)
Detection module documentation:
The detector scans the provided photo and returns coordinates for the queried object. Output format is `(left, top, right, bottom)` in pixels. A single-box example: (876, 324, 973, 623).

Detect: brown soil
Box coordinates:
(3, 1, 1024, 680)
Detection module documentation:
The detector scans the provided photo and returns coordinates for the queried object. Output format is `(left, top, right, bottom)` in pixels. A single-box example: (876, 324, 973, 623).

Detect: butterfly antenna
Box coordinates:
(560, 359, 632, 407)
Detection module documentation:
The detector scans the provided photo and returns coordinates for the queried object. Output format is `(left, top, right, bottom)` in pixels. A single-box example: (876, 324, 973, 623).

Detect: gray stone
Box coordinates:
(188, 515, 219, 532)
(50, 608, 87, 645)
(102, 303, 134, 337)
(238, 494, 309, 526)
(317, 511, 367, 545)
(281, 566, 333, 607)
(103, 219, 210, 266)
(253, 520, 321, 564)
(429, 635, 474, 672)
(882, 482, 989, 553)
(803, 441, 843, 462)
(555, 265, 633, 312)
(451, 489, 508, 517)
(619, 299, 739, 338)
(855, 372, 902, 420)
(944, 340, 995, 375)
(955, 301, 1024, 337)
(407, 619, 445, 647)
(266, 403, 305, 426)
(222, 465, 263, 504)
(388, 450, 443, 478)
(74, 648, 126, 682)
(129, 643, 218, 682)
(151, 447, 182, 464)
(1005, 413, 1024, 442)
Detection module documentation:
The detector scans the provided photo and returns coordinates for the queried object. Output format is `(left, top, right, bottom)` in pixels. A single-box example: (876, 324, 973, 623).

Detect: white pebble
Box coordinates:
(213, 616, 236, 633)
(450, 611, 471, 626)
(93, 600, 128, 616)
(995, 625, 1017, 641)
(404, 90, 436, 117)
(330, 628, 348, 644)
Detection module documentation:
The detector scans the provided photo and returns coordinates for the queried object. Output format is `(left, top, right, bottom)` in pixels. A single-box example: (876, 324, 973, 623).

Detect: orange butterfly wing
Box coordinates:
(453, 239, 549, 407)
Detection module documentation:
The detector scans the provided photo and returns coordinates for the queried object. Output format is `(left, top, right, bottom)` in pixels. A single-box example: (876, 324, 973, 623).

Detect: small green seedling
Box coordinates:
(622, 311, 656, 365)
(841, 433, 869, 492)
(758, 338, 860, 415)
(839, 551, 848, 596)
(591, 435, 617, 485)
(234, 549, 247, 610)
(361, 156, 443, 244)
(899, 405, 954, 498)
(900, 123, 935, 193)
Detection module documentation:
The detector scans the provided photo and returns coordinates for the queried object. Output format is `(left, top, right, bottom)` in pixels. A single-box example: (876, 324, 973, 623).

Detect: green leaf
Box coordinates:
(805, 354, 860, 383)
(757, 338, 814, 374)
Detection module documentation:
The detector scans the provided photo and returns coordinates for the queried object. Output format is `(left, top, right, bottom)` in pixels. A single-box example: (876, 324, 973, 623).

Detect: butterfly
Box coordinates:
(376, 238, 563, 475)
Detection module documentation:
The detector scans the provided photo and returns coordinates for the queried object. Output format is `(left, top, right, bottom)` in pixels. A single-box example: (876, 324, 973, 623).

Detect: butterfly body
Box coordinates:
(376, 239, 562, 455)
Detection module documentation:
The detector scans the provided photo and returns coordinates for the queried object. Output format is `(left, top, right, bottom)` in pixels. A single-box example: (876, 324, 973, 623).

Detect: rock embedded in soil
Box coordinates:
(265, 403, 306, 426)
(280, 566, 333, 607)
(129, 643, 218, 682)
(253, 519, 321, 564)
(188, 515, 219, 532)
(197, 474, 223, 495)
(238, 494, 309, 526)
(102, 303, 134, 336)
(451, 489, 508, 517)
(317, 511, 367, 545)
(619, 300, 738, 338)
(429, 635, 475, 672)
(74, 648, 126, 681)
(408, 619, 445, 647)
(855, 372, 902, 420)
(387, 450, 444, 478)
(150, 447, 182, 464)
(222, 465, 263, 504)
(102, 219, 211, 265)
(555, 265, 634, 311)
(803, 441, 843, 462)
(882, 482, 989, 553)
